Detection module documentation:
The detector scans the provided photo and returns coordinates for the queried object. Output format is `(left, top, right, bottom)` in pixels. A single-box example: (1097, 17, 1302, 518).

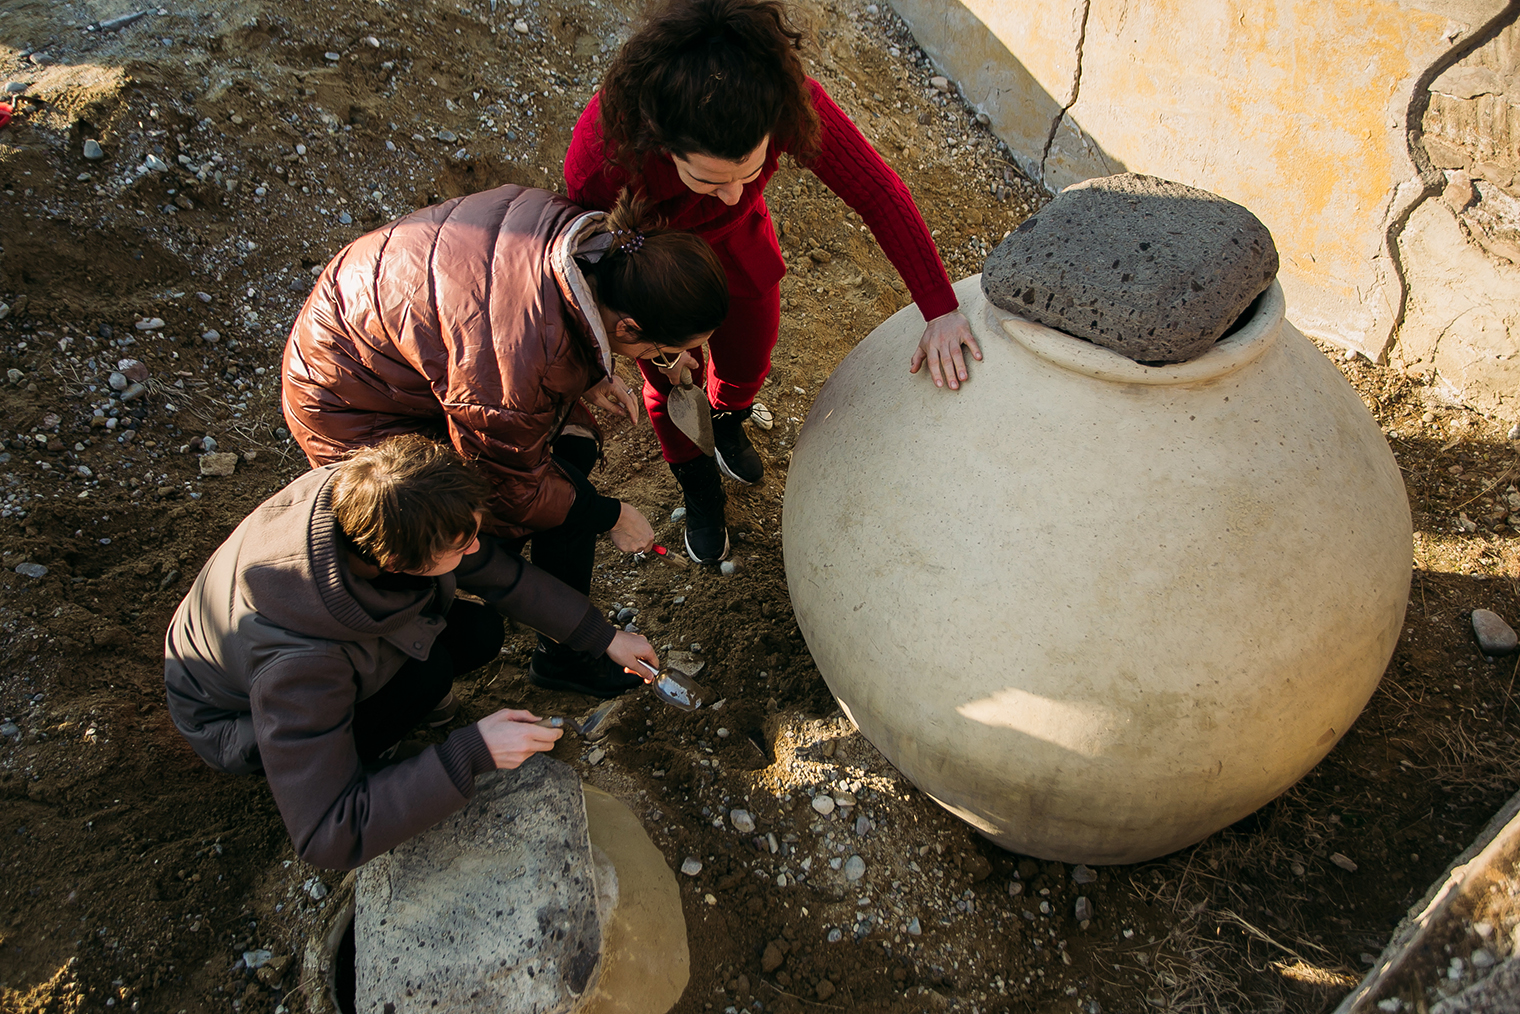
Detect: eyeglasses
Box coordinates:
(646, 350, 682, 370)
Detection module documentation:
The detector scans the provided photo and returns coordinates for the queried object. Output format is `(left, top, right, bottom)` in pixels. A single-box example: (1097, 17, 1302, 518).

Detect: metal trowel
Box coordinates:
(536, 697, 623, 741)
(634, 660, 709, 712)
(666, 366, 715, 456)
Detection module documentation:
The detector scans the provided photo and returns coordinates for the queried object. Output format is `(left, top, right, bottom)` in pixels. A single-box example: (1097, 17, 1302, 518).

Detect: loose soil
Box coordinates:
(1, 2, 1518, 1013)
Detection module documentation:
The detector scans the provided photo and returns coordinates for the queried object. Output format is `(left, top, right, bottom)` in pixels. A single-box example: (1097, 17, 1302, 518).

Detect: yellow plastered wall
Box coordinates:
(890, 0, 1511, 360)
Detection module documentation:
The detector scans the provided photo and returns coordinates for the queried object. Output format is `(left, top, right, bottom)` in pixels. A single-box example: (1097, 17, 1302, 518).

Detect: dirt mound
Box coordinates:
(1, 1, 1518, 1013)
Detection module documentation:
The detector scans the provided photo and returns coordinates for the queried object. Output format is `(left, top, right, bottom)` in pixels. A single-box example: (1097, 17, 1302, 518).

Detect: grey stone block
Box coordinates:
(354, 756, 603, 1013)
(982, 173, 1279, 363)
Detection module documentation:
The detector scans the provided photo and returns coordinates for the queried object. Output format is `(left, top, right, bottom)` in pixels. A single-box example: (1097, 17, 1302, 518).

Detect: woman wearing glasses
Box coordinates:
(282, 186, 726, 698)
(564, 0, 978, 562)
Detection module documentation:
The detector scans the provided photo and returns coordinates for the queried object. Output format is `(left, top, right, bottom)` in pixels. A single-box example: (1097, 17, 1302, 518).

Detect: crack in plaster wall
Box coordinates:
(1037, 0, 1092, 187)
(1374, 0, 1520, 362)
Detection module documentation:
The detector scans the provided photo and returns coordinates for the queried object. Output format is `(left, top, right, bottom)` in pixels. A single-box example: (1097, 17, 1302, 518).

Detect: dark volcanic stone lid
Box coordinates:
(981, 173, 1279, 363)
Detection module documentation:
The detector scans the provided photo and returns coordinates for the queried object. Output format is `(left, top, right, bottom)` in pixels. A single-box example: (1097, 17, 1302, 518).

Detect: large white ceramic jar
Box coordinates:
(783, 277, 1411, 864)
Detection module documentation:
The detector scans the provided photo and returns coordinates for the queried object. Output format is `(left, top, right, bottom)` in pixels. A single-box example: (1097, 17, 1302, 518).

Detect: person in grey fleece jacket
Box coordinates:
(163, 436, 658, 870)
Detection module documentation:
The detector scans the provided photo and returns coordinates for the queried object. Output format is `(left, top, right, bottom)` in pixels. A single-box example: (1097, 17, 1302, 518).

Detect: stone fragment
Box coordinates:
(982, 173, 1279, 363)
(680, 856, 702, 877)
(256, 955, 291, 987)
(930, 75, 952, 93)
(730, 809, 756, 833)
(356, 758, 602, 1013)
(844, 855, 866, 881)
(143, 154, 170, 172)
(1330, 852, 1358, 872)
(3, 82, 28, 95)
(762, 942, 785, 972)
(811, 795, 836, 816)
(134, 318, 164, 331)
(1472, 609, 1518, 655)
(107, 372, 128, 391)
(120, 383, 148, 403)
(907, 917, 922, 935)
(243, 949, 273, 969)
(1075, 896, 1094, 921)
(200, 452, 239, 477)
(14, 562, 47, 578)
(1072, 864, 1098, 884)
(82, 139, 104, 160)
(1441, 172, 1475, 213)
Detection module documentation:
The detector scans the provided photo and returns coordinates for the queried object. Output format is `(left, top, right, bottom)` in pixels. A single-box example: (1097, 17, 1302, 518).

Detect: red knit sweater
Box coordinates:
(564, 79, 958, 320)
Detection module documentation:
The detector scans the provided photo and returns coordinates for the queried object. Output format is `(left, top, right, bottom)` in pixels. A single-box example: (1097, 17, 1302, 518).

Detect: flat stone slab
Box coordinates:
(354, 756, 603, 1014)
(982, 173, 1279, 363)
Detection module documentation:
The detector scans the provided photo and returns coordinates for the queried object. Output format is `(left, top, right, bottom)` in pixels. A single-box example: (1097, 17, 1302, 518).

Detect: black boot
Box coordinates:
(527, 640, 642, 698)
(711, 407, 764, 485)
(670, 455, 730, 563)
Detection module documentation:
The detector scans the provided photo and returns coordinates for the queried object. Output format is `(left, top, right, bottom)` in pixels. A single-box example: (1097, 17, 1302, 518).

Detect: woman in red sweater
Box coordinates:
(564, 0, 978, 562)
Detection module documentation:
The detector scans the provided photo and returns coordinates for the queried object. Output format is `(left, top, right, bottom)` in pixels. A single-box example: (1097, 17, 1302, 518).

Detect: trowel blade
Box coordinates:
(667, 374, 715, 457)
(577, 698, 622, 741)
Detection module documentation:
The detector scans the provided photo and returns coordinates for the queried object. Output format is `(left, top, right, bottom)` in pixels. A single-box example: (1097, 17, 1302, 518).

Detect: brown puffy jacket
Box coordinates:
(282, 185, 617, 538)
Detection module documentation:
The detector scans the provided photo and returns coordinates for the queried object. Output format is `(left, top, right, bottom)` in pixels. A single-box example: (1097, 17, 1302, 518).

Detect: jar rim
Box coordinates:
(991, 280, 1285, 385)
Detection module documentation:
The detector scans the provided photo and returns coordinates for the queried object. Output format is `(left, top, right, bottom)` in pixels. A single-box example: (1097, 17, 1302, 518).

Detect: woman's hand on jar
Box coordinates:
(909, 310, 982, 390)
(584, 377, 642, 423)
(609, 501, 655, 553)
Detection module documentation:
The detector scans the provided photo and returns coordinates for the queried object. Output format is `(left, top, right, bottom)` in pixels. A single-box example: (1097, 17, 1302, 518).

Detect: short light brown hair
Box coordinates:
(331, 435, 490, 573)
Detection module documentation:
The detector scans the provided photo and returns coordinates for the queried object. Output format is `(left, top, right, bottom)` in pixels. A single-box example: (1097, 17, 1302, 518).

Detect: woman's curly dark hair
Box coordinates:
(598, 0, 821, 170)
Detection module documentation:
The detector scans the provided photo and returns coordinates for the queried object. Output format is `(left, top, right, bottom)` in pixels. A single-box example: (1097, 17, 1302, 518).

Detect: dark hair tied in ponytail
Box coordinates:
(580, 189, 729, 349)
(611, 229, 646, 255)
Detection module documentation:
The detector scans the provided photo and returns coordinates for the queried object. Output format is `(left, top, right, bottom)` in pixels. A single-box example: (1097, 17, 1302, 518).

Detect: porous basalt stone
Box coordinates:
(354, 757, 603, 1013)
(982, 173, 1279, 363)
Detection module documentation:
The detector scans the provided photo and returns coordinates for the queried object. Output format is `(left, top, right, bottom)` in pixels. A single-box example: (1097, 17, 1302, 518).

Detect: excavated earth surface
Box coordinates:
(1, 1, 1519, 1012)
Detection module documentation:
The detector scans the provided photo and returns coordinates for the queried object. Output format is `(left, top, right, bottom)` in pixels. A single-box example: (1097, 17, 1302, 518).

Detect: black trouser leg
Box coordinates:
(521, 435, 602, 598)
(352, 600, 505, 763)
(503, 436, 609, 661)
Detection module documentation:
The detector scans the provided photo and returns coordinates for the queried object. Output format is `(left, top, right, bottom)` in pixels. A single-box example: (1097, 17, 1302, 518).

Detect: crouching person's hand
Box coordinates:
(606, 630, 659, 682)
(477, 709, 561, 769)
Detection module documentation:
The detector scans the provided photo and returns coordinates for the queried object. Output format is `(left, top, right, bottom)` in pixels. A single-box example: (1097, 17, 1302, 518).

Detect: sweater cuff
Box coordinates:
(562, 486, 622, 535)
(564, 602, 618, 656)
(915, 285, 960, 323)
(437, 724, 496, 792)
